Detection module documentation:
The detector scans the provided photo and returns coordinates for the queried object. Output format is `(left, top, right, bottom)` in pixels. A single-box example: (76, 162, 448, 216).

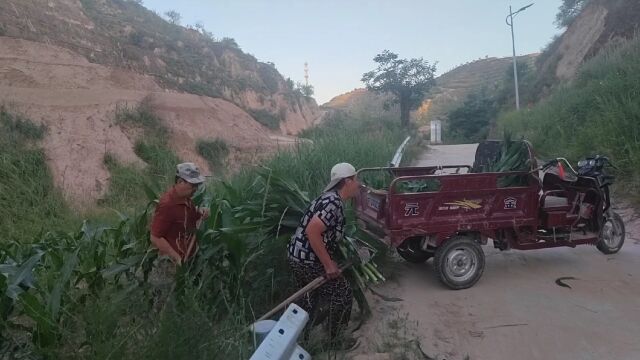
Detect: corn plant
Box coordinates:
(0, 202, 156, 350)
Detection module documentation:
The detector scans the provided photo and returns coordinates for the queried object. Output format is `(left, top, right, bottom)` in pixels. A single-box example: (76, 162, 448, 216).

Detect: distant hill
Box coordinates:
(323, 55, 536, 125)
(323, 88, 397, 119)
(415, 55, 536, 125)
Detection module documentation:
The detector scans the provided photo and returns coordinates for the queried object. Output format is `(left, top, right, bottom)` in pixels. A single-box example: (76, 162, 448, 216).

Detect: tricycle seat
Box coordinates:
(544, 195, 569, 209)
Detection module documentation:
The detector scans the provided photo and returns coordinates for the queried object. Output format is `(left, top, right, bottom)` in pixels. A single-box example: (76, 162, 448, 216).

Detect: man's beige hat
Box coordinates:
(323, 163, 357, 192)
(176, 162, 206, 184)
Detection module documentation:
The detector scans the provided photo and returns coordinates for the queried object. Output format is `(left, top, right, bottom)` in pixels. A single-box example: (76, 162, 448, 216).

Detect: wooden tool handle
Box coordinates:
(255, 261, 352, 322)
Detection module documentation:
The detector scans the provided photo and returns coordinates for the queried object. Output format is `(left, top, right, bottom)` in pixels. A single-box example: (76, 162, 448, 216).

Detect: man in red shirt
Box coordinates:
(150, 162, 209, 265)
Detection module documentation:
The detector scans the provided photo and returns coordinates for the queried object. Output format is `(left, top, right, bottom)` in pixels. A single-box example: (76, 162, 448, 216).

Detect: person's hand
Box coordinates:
(171, 253, 183, 266)
(198, 207, 210, 220)
(324, 261, 341, 280)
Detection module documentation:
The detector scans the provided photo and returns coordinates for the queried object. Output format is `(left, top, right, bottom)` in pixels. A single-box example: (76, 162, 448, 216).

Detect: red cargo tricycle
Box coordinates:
(354, 141, 625, 289)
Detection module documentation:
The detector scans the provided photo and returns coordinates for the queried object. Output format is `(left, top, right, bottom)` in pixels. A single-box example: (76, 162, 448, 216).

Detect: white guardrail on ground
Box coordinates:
(249, 304, 311, 360)
(390, 136, 411, 167)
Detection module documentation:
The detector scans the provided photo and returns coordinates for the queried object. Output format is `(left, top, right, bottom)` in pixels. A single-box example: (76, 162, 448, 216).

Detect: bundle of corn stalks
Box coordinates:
(395, 179, 441, 193)
(488, 133, 531, 187)
(339, 236, 385, 289)
(361, 170, 439, 193)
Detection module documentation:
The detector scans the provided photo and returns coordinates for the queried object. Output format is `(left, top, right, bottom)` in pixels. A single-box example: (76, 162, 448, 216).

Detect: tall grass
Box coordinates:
(0, 107, 76, 244)
(248, 109, 281, 130)
(196, 138, 230, 170)
(242, 112, 413, 197)
(498, 34, 640, 191)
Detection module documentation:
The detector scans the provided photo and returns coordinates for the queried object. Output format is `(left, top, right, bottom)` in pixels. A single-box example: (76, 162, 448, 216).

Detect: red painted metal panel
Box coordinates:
(380, 171, 539, 246)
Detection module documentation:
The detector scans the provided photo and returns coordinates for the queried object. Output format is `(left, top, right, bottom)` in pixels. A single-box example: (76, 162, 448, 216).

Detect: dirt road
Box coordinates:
(352, 144, 640, 360)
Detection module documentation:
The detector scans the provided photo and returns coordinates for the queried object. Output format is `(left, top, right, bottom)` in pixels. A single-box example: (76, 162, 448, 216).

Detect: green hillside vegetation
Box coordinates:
(445, 59, 536, 143)
(0, 107, 77, 245)
(498, 35, 640, 193)
(424, 55, 535, 125)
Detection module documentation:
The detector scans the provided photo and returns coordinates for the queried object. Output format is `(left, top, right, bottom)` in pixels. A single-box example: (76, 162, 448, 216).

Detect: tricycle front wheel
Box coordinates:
(434, 236, 485, 290)
(597, 211, 625, 254)
(397, 236, 433, 263)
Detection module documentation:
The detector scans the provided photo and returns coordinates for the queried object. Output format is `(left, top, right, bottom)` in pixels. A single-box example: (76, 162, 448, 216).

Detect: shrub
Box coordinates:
(115, 98, 165, 136)
(134, 140, 181, 175)
(0, 107, 47, 140)
(249, 109, 281, 130)
(221, 37, 239, 49)
(196, 138, 230, 170)
(128, 31, 144, 46)
(0, 108, 75, 244)
(446, 88, 497, 143)
(164, 10, 181, 25)
(257, 63, 281, 94)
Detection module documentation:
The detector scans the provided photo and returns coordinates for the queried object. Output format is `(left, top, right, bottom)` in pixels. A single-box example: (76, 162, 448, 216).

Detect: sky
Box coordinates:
(143, 0, 564, 104)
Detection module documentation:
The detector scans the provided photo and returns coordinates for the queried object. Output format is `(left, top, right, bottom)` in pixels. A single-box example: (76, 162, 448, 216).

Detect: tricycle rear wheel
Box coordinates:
(397, 237, 433, 263)
(597, 211, 625, 254)
(434, 236, 485, 290)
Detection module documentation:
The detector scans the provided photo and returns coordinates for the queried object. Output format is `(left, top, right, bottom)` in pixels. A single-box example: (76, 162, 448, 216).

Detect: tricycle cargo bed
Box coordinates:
(356, 167, 538, 247)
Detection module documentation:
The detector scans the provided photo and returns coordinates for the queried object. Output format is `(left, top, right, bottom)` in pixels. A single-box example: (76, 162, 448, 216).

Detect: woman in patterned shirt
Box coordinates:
(287, 163, 361, 349)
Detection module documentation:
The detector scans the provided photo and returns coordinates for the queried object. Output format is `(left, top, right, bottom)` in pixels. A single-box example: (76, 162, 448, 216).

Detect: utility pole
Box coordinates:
(506, 3, 534, 111)
(304, 62, 309, 86)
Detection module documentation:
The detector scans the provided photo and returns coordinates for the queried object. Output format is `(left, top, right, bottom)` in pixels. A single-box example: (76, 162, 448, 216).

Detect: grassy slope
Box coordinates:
(498, 35, 640, 194)
(0, 107, 77, 244)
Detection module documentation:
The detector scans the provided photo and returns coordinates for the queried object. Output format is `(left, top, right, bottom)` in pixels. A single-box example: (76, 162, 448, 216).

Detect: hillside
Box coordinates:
(537, 0, 640, 86)
(0, 0, 323, 206)
(415, 55, 536, 124)
(497, 0, 640, 191)
(324, 55, 536, 126)
(323, 88, 398, 119)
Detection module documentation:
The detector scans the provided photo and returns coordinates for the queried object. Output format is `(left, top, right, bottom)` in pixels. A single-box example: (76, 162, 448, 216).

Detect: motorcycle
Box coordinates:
(541, 155, 625, 254)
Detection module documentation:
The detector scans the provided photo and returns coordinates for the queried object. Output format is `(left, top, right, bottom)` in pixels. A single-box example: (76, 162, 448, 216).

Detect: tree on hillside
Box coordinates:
(296, 82, 314, 98)
(447, 88, 497, 143)
(195, 22, 216, 41)
(165, 10, 182, 25)
(221, 37, 240, 49)
(362, 50, 437, 127)
(555, 0, 590, 28)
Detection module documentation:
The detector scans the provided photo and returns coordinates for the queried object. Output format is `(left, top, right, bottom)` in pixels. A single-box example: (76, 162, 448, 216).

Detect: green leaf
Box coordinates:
(0, 262, 17, 278)
(111, 209, 129, 222)
(49, 252, 78, 319)
(5, 251, 44, 299)
(19, 291, 57, 347)
(142, 182, 158, 202)
(101, 255, 143, 278)
(0, 275, 12, 322)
